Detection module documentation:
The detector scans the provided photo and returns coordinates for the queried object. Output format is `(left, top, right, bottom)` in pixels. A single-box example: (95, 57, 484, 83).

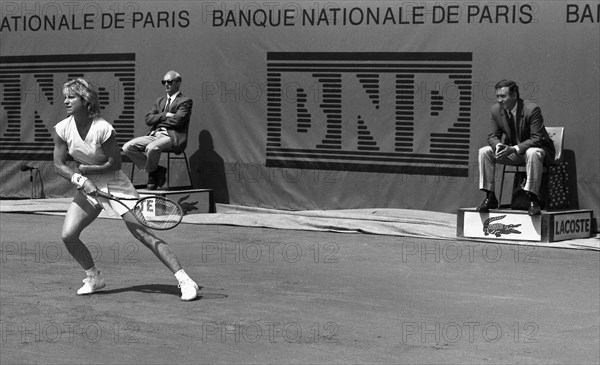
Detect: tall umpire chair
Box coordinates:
(164, 150, 193, 190)
(129, 150, 193, 190)
(128, 118, 194, 191)
(498, 127, 565, 209)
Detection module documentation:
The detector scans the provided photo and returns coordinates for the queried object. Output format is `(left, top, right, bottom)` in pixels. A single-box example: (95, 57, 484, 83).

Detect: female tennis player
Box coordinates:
(53, 78, 199, 301)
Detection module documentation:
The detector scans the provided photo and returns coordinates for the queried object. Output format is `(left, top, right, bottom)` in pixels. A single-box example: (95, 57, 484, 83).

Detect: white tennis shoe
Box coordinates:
(178, 279, 199, 301)
(77, 273, 106, 295)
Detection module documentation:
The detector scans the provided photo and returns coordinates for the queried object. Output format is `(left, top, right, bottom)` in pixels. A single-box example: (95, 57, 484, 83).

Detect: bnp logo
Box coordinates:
(0, 53, 137, 160)
(265, 52, 473, 177)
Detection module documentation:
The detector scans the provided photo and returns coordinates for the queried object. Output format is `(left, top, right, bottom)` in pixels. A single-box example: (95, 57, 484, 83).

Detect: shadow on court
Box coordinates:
(93, 284, 227, 301)
(1, 212, 599, 364)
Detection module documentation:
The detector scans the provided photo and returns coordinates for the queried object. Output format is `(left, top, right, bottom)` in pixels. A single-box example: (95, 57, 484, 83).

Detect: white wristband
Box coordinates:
(71, 173, 88, 188)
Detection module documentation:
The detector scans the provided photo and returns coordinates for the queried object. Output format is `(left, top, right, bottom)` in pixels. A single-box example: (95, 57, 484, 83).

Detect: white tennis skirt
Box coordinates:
(84, 170, 139, 217)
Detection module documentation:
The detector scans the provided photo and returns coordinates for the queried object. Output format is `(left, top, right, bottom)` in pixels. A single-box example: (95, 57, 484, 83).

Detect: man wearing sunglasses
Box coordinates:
(123, 70, 193, 190)
(476, 79, 555, 216)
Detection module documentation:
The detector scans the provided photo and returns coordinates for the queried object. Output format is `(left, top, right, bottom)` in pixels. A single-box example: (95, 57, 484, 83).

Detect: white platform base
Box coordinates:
(457, 208, 593, 243)
(137, 189, 215, 214)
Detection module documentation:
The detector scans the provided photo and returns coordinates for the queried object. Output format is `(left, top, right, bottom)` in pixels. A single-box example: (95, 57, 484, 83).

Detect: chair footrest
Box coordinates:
(126, 151, 193, 191)
(457, 208, 593, 242)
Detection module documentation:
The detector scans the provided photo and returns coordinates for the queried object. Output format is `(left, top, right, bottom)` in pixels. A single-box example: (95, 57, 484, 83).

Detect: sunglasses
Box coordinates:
(161, 79, 178, 85)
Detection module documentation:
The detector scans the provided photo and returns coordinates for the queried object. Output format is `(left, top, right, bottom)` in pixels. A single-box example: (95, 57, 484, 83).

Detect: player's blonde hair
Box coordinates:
(63, 78, 101, 119)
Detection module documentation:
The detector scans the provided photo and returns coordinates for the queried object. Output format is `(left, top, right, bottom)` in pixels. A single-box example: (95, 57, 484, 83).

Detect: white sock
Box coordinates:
(85, 266, 100, 277)
(174, 269, 191, 283)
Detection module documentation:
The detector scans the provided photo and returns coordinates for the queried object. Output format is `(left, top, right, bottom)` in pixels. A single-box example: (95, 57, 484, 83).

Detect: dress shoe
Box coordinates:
(527, 193, 541, 216)
(147, 172, 157, 190)
(528, 201, 541, 216)
(476, 196, 498, 212)
(147, 166, 166, 190)
(155, 166, 167, 188)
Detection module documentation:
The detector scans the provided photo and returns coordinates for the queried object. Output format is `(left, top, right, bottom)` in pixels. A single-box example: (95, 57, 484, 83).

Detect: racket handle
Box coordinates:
(94, 190, 117, 200)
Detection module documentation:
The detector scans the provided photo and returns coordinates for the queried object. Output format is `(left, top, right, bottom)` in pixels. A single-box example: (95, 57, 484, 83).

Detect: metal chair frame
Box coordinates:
(128, 150, 193, 190)
(498, 127, 565, 208)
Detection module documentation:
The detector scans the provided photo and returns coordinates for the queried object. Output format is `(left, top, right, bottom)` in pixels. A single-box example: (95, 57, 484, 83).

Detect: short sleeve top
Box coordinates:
(54, 116, 114, 166)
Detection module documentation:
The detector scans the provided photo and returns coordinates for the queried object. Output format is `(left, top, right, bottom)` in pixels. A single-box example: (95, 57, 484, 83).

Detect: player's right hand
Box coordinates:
(82, 179, 99, 196)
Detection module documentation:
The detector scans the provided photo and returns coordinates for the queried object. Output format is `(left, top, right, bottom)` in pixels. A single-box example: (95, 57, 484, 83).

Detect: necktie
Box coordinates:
(512, 111, 521, 144)
(507, 111, 518, 144)
(164, 97, 171, 112)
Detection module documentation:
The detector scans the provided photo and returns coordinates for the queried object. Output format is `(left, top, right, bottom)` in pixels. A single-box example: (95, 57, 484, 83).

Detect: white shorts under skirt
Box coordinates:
(83, 170, 139, 217)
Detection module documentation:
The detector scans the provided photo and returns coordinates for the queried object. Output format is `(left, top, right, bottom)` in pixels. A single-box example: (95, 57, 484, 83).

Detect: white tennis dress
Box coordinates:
(55, 116, 139, 216)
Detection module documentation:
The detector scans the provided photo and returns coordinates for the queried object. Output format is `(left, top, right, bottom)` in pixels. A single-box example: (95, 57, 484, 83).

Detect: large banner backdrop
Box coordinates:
(1, 1, 599, 217)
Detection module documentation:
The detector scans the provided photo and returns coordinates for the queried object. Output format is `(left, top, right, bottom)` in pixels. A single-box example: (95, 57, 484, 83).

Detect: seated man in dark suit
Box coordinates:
(477, 79, 555, 216)
(123, 70, 193, 190)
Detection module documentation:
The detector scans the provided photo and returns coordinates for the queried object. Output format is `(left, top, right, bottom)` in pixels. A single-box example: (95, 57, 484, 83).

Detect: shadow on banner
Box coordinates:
(189, 130, 230, 204)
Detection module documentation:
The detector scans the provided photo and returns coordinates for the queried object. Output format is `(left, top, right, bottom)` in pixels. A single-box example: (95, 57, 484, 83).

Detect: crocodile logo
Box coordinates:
(483, 215, 522, 237)
(177, 194, 199, 215)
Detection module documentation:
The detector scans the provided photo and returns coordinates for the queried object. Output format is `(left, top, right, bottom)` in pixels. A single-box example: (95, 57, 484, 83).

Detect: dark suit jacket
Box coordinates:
(487, 98, 555, 165)
(144, 93, 193, 154)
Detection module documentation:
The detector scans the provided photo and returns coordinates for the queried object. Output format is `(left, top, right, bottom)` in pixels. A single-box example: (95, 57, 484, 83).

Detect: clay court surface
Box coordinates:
(1, 211, 599, 364)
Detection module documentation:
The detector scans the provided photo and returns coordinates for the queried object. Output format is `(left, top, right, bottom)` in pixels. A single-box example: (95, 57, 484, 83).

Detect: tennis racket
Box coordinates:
(95, 190, 184, 230)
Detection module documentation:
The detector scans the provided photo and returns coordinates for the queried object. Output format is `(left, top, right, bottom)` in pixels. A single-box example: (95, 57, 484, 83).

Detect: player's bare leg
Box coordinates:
(121, 213, 199, 301)
(61, 191, 105, 294)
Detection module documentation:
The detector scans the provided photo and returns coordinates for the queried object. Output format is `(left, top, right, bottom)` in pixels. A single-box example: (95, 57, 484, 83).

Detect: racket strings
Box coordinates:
(134, 198, 184, 229)
(132, 206, 150, 225)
